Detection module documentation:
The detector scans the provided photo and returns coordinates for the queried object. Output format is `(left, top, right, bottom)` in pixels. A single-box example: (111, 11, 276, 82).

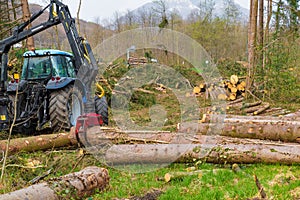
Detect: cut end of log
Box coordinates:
(164, 173, 172, 182)
(230, 75, 239, 85)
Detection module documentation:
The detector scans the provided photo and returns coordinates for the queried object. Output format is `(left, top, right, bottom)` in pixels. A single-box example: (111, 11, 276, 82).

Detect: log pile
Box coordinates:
(197, 96, 290, 116)
(127, 56, 148, 66)
(225, 98, 290, 116)
(1, 111, 300, 166)
(193, 75, 246, 101)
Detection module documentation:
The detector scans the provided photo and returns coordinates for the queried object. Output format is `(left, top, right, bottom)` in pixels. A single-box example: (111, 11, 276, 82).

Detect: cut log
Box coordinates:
(181, 117, 300, 143)
(244, 105, 263, 113)
(285, 110, 300, 120)
(0, 131, 77, 156)
(253, 103, 270, 115)
(242, 101, 262, 109)
(102, 138, 300, 165)
(0, 166, 109, 200)
(81, 115, 300, 146)
(230, 75, 239, 85)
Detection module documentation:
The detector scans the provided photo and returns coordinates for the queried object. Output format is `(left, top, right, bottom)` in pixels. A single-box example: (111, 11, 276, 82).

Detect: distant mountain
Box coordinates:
(134, 0, 248, 21)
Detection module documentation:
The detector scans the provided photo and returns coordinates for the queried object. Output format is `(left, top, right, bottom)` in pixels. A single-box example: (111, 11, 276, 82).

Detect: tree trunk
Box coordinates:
(181, 116, 300, 142)
(0, 131, 77, 156)
(21, 0, 35, 49)
(257, 0, 264, 64)
(0, 166, 109, 200)
(246, 0, 258, 92)
(103, 138, 300, 165)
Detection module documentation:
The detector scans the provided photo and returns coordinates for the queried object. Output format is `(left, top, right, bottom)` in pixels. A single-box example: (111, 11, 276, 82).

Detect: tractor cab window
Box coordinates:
(51, 55, 75, 78)
(21, 56, 52, 80)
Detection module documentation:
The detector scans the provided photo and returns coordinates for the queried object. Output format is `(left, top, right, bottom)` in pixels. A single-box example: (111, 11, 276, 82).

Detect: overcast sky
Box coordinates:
(28, 0, 250, 22)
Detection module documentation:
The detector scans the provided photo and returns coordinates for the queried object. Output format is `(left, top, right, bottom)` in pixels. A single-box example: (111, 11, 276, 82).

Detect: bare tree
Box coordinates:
(113, 11, 122, 32)
(153, 0, 169, 28)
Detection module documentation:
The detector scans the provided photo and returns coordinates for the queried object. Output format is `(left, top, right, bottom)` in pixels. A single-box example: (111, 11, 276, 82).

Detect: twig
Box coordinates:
(254, 174, 267, 199)
(246, 89, 261, 101)
(5, 164, 45, 169)
(70, 152, 86, 173)
(29, 169, 52, 184)
(0, 83, 18, 181)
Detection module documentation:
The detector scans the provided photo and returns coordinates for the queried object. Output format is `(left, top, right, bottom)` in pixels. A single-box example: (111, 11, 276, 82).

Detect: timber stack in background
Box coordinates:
(193, 75, 246, 101)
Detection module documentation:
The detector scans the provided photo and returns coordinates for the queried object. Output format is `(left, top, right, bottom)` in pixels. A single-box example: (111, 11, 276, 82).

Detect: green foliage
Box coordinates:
(261, 34, 300, 103)
(216, 58, 247, 78)
(187, 16, 247, 60)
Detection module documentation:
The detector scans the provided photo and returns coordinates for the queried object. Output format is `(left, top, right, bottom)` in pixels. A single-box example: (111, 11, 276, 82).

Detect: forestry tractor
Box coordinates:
(0, 0, 108, 134)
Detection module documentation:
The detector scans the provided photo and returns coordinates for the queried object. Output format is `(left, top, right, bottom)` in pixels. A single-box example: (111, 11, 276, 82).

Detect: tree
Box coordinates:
(246, 0, 258, 93)
(124, 9, 137, 30)
(0, 0, 22, 40)
(21, 0, 35, 49)
(153, 0, 169, 28)
(113, 11, 122, 32)
(223, 0, 241, 24)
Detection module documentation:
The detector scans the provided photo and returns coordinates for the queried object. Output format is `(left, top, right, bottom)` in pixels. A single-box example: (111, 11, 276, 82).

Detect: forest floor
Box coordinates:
(1, 61, 300, 199)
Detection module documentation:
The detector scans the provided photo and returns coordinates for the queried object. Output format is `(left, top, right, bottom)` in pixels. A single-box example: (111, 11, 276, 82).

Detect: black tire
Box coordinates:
(49, 85, 83, 132)
(95, 96, 108, 125)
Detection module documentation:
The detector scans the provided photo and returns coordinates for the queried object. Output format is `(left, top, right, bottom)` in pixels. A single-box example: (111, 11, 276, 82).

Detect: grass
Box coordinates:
(0, 149, 299, 199)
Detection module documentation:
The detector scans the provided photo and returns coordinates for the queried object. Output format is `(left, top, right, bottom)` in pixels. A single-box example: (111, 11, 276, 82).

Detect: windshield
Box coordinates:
(51, 55, 75, 78)
(21, 55, 76, 80)
(21, 56, 52, 80)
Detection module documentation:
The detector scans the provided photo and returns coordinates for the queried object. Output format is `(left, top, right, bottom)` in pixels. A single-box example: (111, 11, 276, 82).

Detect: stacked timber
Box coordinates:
(193, 75, 246, 101)
(127, 57, 148, 66)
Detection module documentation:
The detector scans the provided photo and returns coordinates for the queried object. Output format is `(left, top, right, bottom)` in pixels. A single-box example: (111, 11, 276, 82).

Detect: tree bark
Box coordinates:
(0, 166, 109, 200)
(0, 131, 77, 156)
(257, 0, 264, 64)
(190, 112, 300, 142)
(103, 138, 300, 165)
(181, 117, 300, 143)
(246, 0, 258, 92)
(21, 0, 35, 49)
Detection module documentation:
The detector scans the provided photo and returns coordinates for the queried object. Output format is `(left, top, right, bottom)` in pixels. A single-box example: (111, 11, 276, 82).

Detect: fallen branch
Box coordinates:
(0, 166, 109, 200)
(254, 174, 267, 199)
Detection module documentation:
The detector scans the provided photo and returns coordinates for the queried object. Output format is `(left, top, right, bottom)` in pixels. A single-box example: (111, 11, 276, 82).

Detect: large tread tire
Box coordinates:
(95, 96, 108, 125)
(50, 85, 83, 132)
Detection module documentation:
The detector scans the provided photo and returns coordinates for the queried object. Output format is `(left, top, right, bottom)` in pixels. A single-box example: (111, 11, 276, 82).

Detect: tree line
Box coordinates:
(0, 0, 299, 102)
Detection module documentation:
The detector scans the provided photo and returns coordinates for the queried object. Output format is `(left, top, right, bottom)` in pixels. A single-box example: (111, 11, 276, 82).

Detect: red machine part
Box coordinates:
(75, 113, 103, 136)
